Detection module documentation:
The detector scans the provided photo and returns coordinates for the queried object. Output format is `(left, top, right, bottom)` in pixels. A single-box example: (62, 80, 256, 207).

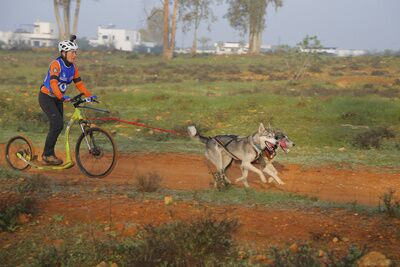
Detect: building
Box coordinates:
(0, 20, 57, 49)
(89, 25, 141, 51)
(214, 42, 249, 55)
(336, 49, 367, 57)
(299, 47, 367, 57)
(299, 47, 338, 56)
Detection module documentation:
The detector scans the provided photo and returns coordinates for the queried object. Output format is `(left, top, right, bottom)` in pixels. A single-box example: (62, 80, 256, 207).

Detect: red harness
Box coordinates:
(264, 148, 276, 160)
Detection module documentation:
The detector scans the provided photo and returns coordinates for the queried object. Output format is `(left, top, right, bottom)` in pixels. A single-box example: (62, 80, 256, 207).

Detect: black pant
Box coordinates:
(38, 92, 64, 156)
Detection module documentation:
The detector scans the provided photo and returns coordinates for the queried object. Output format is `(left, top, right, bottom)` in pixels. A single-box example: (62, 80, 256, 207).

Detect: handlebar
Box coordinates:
(70, 93, 109, 113)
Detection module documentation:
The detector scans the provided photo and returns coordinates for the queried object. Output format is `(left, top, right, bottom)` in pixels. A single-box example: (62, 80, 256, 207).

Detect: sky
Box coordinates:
(0, 0, 399, 51)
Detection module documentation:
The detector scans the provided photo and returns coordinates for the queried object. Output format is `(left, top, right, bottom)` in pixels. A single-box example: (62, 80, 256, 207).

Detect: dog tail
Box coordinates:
(187, 126, 209, 144)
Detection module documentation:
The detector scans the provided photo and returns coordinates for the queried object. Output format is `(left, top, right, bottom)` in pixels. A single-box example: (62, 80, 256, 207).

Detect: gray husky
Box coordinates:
(188, 123, 294, 188)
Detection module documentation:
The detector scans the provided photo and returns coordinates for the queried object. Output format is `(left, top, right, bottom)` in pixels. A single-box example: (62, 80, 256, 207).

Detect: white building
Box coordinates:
(336, 49, 367, 57)
(0, 20, 57, 49)
(89, 25, 141, 51)
(299, 47, 338, 55)
(214, 42, 249, 55)
(299, 47, 367, 57)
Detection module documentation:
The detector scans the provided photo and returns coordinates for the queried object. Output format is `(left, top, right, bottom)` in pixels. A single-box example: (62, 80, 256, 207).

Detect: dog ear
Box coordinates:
(259, 123, 265, 133)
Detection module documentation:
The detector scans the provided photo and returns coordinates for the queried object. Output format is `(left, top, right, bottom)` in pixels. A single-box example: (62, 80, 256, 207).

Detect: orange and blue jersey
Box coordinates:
(41, 57, 90, 100)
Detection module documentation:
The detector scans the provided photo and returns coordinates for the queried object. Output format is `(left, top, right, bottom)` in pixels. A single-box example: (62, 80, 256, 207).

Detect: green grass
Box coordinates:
(1, 50, 399, 167)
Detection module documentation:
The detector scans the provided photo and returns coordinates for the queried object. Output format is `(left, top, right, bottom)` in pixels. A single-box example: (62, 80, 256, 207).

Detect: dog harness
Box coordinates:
(213, 135, 270, 163)
(212, 137, 241, 161)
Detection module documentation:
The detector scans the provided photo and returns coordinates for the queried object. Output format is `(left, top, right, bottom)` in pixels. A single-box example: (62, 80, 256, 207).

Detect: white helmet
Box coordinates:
(58, 40, 78, 52)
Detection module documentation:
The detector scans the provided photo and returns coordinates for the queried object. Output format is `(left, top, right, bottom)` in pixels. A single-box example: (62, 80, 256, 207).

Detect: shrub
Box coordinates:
(0, 194, 37, 232)
(351, 127, 395, 149)
(379, 189, 400, 217)
(269, 244, 321, 267)
(248, 64, 266, 75)
(370, 70, 387, 76)
(0, 167, 22, 179)
(15, 174, 52, 195)
(123, 216, 239, 267)
(34, 246, 65, 267)
(135, 172, 162, 193)
(326, 245, 367, 267)
(269, 243, 366, 267)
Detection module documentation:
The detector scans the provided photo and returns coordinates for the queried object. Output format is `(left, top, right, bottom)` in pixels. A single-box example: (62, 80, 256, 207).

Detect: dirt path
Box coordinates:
(1, 144, 399, 205)
(1, 146, 400, 262)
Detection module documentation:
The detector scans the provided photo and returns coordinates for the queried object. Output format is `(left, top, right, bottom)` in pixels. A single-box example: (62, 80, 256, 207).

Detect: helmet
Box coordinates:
(58, 40, 78, 52)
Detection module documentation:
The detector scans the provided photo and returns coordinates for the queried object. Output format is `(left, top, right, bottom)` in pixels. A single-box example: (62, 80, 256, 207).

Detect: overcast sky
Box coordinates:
(0, 0, 399, 51)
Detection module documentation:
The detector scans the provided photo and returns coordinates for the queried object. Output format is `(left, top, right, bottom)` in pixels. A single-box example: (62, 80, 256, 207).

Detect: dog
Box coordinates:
(188, 123, 294, 188)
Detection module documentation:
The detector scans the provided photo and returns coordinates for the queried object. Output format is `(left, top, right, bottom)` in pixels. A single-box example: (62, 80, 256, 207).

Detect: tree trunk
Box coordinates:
(191, 27, 198, 56)
(163, 0, 178, 60)
(72, 0, 81, 35)
(63, 0, 71, 39)
(248, 29, 257, 54)
(163, 0, 169, 60)
(53, 0, 64, 40)
(168, 0, 178, 59)
(255, 31, 262, 54)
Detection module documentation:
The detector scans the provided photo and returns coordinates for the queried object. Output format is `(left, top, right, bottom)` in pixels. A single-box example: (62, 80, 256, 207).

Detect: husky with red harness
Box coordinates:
(188, 123, 295, 188)
(259, 131, 295, 184)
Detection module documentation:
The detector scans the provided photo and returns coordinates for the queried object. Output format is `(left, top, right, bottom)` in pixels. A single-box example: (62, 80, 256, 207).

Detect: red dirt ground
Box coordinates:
(1, 147, 400, 261)
(3, 151, 397, 206)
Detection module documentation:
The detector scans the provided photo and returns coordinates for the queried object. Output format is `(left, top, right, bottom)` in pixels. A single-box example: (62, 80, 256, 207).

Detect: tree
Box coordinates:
(53, 0, 82, 40)
(199, 36, 210, 52)
(283, 35, 323, 80)
(53, 0, 64, 39)
(72, 0, 81, 35)
(225, 0, 282, 55)
(179, 0, 219, 56)
(139, 7, 164, 44)
(163, 0, 179, 60)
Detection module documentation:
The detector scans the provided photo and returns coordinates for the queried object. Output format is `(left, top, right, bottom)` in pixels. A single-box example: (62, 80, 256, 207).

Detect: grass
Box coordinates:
(1, 50, 399, 169)
(0, 216, 368, 267)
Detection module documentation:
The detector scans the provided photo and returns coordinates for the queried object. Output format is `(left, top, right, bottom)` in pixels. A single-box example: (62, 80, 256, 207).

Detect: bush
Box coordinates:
(123, 216, 239, 267)
(15, 174, 52, 195)
(0, 194, 37, 232)
(269, 243, 366, 267)
(269, 244, 321, 267)
(379, 189, 400, 217)
(352, 127, 395, 149)
(370, 70, 387, 76)
(135, 172, 162, 193)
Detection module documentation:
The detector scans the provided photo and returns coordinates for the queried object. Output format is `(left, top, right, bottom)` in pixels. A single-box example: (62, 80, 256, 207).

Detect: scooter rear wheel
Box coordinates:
(5, 136, 34, 171)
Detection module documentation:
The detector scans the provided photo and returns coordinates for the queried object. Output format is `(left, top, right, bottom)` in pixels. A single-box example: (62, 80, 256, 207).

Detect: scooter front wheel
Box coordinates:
(75, 127, 117, 178)
(5, 136, 34, 171)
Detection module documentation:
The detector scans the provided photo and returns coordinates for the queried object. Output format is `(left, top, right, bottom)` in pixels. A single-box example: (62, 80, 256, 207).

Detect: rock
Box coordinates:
(164, 196, 173, 205)
(289, 243, 298, 253)
(338, 147, 346, 152)
(115, 222, 125, 232)
(53, 239, 64, 250)
(332, 237, 339, 243)
(17, 213, 31, 224)
(357, 251, 391, 267)
(238, 250, 247, 259)
(95, 261, 108, 267)
(249, 255, 273, 265)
